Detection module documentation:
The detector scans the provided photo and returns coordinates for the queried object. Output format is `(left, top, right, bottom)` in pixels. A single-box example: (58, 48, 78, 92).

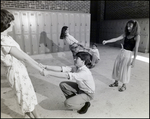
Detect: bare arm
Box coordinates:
(103, 34, 124, 45)
(44, 70, 69, 79)
(45, 65, 62, 72)
(9, 46, 44, 74)
(131, 35, 140, 67)
(77, 43, 85, 48)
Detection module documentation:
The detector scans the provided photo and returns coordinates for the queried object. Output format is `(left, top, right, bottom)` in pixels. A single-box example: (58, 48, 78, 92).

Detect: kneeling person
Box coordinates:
(43, 52, 95, 114)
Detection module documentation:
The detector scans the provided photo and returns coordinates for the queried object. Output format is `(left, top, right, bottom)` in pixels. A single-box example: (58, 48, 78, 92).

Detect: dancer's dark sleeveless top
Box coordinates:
(123, 36, 136, 51)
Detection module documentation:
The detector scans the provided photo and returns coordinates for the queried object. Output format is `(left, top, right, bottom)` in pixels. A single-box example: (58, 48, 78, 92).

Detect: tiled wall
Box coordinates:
(1, 1, 90, 13)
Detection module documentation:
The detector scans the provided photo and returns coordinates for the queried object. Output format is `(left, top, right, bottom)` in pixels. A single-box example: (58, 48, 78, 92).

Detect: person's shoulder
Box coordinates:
(1, 35, 9, 40)
(84, 66, 92, 72)
(1, 35, 12, 44)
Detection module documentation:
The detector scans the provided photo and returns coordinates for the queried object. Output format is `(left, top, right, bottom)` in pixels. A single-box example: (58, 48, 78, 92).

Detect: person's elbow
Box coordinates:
(22, 57, 28, 63)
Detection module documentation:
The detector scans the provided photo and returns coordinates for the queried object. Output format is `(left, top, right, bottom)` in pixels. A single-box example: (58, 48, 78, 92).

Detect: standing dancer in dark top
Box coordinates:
(102, 20, 140, 92)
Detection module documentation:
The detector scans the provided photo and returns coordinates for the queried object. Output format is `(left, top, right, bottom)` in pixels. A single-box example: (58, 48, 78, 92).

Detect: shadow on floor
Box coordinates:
(1, 98, 24, 118)
(30, 75, 67, 111)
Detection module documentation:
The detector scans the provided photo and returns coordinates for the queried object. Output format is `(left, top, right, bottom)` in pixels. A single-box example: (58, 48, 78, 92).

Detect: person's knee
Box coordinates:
(64, 99, 72, 108)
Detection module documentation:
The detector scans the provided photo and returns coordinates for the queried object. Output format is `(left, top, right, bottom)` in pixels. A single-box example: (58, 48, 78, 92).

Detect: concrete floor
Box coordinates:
(1, 45, 149, 118)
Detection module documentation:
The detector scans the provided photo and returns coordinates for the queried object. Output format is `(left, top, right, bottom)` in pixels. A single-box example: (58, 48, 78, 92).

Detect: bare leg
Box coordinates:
(31, 107, 40, 118)
(25, 112, 34, 118)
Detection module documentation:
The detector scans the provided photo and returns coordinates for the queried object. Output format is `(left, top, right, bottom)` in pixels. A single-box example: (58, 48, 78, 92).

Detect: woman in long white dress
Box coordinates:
(1, 9, 45, 118)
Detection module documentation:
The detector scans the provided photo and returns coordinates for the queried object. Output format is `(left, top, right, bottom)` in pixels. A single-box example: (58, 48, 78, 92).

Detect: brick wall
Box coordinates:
(1, 1, 90, 13)
(105, 1, 149, 20)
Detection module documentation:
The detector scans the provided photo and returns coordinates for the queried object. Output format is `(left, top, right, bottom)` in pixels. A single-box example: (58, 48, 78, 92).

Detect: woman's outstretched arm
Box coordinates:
(9, 46, 44, 75)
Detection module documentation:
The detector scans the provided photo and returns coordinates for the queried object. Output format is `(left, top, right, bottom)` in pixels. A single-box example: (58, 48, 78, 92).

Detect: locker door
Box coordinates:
(15, 35, 24, 51)
(80, 14, 85, 46)
(44, 12, 51, 34)
(29, 12, 37, 34)
(21, 12, 29, 34)
(58, 13, 64, 52)
(85, 14, 90, 47)
(63, 13, 69, 51)
(69, 13, 75, 37)
(74, 13, 80, 43)
(29, 12, 38, 55)
(80, 14, 85, 33)
(44, 12, 52, 53)
(64, 13, 69, 26)
(12, 11, 22, 34)
(51, 12, 58, 53)
(37, 12, 45, 54)
(45, 34, 52, 53)
(21, 11, 31, 55)
(80, 32, 85, 46)
(24, 35, 31, 55)
(31, 35, 38, 55)
(11, 11, 23, 50)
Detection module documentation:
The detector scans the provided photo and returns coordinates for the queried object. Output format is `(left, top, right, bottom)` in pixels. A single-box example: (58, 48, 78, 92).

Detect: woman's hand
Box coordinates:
(39, 68, 50, 76)
(102, 40, 107, 45)
(39, 68, 45, 76)
(130, 61, 135, 68)
(38, 63, 47, 69)
(43, 69, 52, 76)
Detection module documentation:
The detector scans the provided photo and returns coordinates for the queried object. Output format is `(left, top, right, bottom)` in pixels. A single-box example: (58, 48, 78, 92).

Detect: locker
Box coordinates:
(23, 35, 31, 55)
(37, 12, 45, 54)
(63, 13, 69, 51)
(44, 12, 52, 53)
(9, 11, 22, 49)
(85, 33, 90, 47)
(69, 13, 75, 36)
(15, 35, 24, 51)
(58, 13, 64, 52)
(21, 12, 29, 34)
(74, 14, 80, 42)
(58, 40, 64, 52)
(80, 14, 85, 45)
(80, 14, 85, 33)
(74, 14, 80, 32)
(80, 33, 85, 46)
(75, 33, 80, 44)
(44, 12, 51, 34)
(28, 12, 37, 34)
(52, 33, 58, 53)
(31, 35, 38, 55)
(85, 14, 90, 47)
(12, 11, 22, 34)
(51, 12, 58, 53)
(64, 13, 69, 26)
(45, 34, 52, 53)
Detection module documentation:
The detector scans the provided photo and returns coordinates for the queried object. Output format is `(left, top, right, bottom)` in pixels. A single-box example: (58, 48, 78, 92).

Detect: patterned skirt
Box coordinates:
(112, 48, 133, 84)
(6, 60, 38, 115)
